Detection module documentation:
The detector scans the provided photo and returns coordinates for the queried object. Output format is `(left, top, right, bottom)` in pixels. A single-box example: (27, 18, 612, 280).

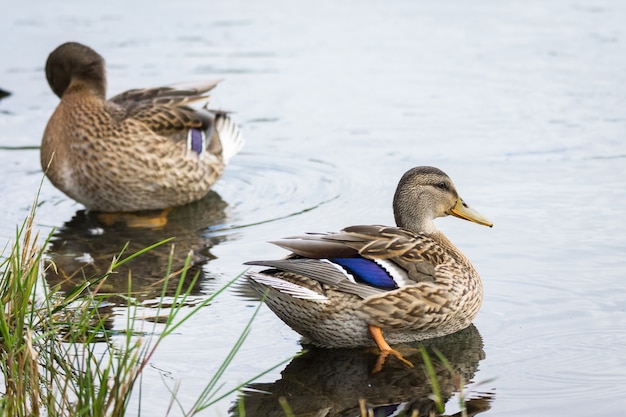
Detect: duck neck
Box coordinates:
(65, 77, 106, 100)
(394, 200, 438, 235)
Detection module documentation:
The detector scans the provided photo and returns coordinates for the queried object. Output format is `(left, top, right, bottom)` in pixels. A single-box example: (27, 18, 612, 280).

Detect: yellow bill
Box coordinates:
(449, 198, 493, 227)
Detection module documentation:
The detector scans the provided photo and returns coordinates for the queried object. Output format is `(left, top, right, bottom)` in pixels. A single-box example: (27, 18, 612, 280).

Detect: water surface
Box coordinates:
(1, 0, 626, 415)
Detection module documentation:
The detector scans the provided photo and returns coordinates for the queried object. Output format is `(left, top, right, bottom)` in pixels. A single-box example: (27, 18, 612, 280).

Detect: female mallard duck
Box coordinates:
(41, 42, 243, 213)
(245, 166, 492, 368)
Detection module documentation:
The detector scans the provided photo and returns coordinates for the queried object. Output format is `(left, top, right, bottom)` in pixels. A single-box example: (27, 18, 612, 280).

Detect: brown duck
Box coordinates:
(41, 42, 243, 213)
(245, 166, 492, 369)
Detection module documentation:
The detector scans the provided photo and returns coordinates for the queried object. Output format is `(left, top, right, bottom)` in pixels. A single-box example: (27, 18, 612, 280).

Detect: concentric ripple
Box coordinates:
(209, 151, 345, 234)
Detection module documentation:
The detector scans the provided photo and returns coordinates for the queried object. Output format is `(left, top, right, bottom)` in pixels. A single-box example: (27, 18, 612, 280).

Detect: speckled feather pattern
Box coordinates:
(247, 226, 483, 347)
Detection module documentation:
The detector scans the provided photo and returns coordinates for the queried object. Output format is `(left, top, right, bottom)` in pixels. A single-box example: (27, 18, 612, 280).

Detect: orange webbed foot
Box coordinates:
(369, 324, 415, 373)
(97, 208, 173, 229)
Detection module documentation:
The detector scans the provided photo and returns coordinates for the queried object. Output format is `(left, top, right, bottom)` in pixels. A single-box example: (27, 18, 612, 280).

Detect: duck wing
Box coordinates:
(270, 225, 443, 283)
(108, 80, 220, 105)
(108, 81, 223, 134)
(245, 258, 384, 299)
(246, 225, 446, 302)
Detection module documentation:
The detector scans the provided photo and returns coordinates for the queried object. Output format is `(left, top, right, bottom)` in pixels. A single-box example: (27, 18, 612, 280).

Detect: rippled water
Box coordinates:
(2, 0, 626, 415)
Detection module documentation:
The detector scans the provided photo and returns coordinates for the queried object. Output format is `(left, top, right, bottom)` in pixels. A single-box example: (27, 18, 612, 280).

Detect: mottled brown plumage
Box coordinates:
(244, 166, 492, 366)
(41, 42, 243, 212)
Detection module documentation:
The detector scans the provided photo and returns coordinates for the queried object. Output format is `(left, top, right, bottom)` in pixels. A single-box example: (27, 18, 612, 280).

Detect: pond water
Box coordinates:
(2, 0, 626, 415)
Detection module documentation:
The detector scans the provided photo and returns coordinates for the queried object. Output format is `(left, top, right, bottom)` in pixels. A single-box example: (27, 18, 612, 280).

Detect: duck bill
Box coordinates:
(449, 198, 493, 227)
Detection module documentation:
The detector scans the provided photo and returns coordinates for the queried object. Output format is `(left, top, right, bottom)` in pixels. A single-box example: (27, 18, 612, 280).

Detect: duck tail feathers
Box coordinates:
(215, 114, 244, 163)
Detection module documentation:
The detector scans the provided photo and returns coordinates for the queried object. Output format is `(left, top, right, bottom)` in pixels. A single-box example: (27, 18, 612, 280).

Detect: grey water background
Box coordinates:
(2, 0, 626, 415)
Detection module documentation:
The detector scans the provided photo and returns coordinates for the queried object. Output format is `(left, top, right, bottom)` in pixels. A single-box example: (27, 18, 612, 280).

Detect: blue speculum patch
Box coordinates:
(329, 257, 398, 290)
(189, 128, 204, 155)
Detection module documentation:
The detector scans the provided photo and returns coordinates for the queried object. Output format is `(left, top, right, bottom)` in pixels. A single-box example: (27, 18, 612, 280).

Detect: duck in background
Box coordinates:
(41, 42, 243, 224)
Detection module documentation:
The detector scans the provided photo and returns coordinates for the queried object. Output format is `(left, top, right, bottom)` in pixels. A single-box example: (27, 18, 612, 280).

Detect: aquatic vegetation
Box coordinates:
(0, 200, 271, 416)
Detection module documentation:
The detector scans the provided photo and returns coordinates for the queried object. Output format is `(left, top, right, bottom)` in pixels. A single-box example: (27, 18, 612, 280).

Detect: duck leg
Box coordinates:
(97, 208, 173, 229)
(368, 324, 414, 372)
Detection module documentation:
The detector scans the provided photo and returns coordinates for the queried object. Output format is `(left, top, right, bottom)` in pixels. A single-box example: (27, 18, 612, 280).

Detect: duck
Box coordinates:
(41, 42, 244, 214)
(244, 166, 492, 369)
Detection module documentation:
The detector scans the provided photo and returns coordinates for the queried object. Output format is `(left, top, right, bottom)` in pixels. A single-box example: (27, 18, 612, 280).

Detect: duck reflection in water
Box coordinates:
(231, 325, 493, 417)
(44, 190, 229, 307)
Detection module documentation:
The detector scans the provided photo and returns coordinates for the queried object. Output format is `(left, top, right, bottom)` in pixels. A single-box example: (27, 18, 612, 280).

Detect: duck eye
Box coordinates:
(436, 182, 448, 190)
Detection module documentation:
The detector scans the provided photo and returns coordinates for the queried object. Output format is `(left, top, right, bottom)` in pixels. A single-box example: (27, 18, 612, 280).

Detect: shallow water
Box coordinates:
(2, 0, 626, 415)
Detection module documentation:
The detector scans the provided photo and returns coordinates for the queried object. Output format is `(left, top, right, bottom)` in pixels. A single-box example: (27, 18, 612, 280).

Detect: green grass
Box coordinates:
(0, 201, 277, 416)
